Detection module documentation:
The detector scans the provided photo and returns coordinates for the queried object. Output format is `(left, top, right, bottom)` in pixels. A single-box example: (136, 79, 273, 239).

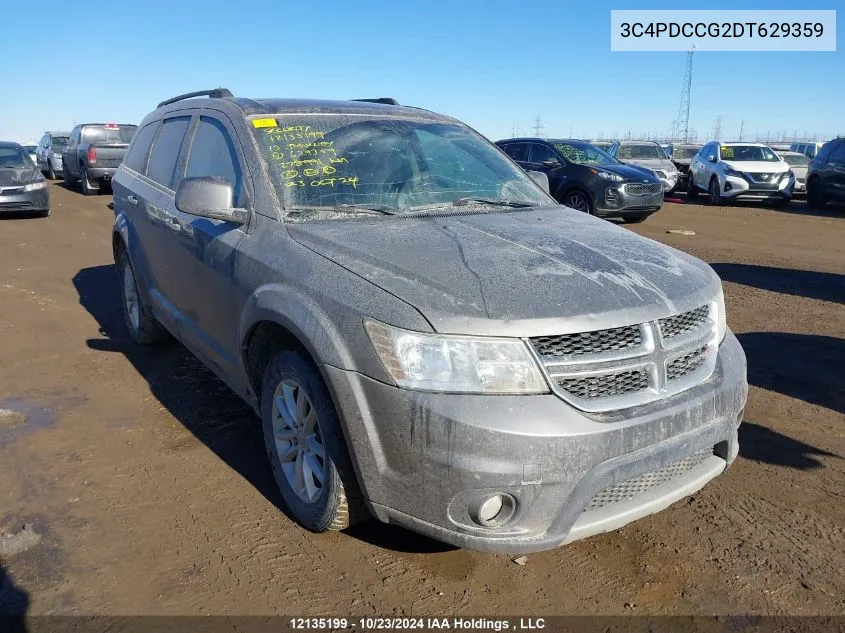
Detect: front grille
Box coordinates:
(585, 448, 714, 511)
(625, 183, 663, 196)
(530, 326, 641, 358)
(659, 305, 709, 340)
(667, 346, 708, 381)
(747, 172, 779, 182)
(557, 369, 648, 400)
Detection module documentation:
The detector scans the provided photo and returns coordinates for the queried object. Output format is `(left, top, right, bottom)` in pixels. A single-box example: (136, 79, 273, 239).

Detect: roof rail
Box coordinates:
(352, 98, 400, 106)
(157, 88, 233, 109)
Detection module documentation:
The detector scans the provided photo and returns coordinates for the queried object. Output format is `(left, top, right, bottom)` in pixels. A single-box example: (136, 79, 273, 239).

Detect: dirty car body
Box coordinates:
(111, 93, 747, 553)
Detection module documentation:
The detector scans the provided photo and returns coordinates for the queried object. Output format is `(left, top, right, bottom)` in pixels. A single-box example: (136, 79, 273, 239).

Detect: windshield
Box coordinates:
(780, 153, 810, 167)
(251, 115, 552, 217)
(672, 145, 701, 159)
(617, 144, 666, 160)
(51, 136, 69, 148)
(82, 125, 137, 144)
(553, 142, 619, 166)
(720, 145, 780, 162)
(0, 146, 31, 168)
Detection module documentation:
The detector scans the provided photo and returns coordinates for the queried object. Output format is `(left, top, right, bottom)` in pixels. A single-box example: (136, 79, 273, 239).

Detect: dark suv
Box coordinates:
(496, 138, 663, 222)
(111, 89, 746, 553)
(806, 137, 845, 209)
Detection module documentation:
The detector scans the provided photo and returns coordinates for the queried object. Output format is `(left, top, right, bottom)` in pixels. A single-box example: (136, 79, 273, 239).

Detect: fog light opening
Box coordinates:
(471, 493, 516, 527)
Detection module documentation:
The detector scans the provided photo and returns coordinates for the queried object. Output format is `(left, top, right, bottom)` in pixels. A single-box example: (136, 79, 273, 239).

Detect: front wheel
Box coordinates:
(708, 177, 724, 206)
(261, 351, 365, 532)
(562, 189, 593, 214)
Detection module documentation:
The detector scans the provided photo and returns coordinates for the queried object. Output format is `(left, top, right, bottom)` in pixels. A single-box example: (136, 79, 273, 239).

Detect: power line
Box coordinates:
(671, 47, 695, 142)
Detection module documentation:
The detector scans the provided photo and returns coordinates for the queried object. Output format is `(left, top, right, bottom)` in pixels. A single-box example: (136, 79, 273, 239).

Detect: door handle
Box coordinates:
(164, 217, 181, 231)
(127, 195, 139, 206)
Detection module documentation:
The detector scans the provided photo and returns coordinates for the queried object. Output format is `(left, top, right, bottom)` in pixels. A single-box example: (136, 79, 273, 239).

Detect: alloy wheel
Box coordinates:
(122, 262, 140, 331)
(271, 379, 326, 503)
(565, 191, 591, 213)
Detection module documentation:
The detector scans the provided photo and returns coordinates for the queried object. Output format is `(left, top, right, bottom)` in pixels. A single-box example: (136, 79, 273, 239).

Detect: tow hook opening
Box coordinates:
(470, 493, 516, 528)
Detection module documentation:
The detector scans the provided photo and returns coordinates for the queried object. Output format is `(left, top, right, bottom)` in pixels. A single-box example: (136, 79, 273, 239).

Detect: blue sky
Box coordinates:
(2, 0, 841, 144)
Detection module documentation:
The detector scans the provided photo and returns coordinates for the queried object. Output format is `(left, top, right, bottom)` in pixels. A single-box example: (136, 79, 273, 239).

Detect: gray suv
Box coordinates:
(112, 89, 747, 553)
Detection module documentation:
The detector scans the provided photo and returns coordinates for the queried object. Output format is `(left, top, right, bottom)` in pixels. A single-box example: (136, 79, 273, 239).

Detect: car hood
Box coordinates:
(790, 165, 808, 177)
(287, 208, 721, 336)
(595, 162, 660, 182)
(722, 160, 790, 174)
(0, 168, 42, 187)
(621, 158, 676, 173)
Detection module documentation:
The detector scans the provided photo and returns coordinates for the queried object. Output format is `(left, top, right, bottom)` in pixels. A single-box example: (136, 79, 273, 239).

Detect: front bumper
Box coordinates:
(325, 330, 747, 553)
(0, 188, 50, 213)
(722, 173, 793, 201)
(595, 182, 663, 216)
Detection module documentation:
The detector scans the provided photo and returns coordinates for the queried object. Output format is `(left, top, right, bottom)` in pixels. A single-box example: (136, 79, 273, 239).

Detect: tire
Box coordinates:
(562, 189, 593, 214)
(63, 167, 76, 186)
(80, 166, 96, 195)
(47, 161, 56, 180)
(260, 351, 365, 532)
(117, 249, 168, 345)
(807, 179, 827, 209)
(708, 177, 724, 206)
(623, 213, 649, 223)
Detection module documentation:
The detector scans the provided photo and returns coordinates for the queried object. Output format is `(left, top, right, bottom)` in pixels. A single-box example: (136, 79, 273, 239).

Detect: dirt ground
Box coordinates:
(1, 182, 843, 616)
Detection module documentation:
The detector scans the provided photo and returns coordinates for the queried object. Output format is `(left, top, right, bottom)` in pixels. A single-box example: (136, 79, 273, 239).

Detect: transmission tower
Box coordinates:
(533, 115, 544, 138)
(672, 47, 695, 142)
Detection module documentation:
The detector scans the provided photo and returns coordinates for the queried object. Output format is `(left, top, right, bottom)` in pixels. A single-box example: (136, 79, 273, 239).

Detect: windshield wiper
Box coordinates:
(287, 204, 397, 217)
(451, 197, 535, 208)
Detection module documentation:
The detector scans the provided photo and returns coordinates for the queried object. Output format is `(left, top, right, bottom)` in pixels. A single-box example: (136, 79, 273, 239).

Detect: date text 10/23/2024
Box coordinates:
(289, 618, 547, 631)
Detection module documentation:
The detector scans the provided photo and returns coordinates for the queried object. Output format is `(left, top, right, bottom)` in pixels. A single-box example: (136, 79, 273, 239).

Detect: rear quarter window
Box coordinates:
(146, 117, 191, 189)
(123, 122, 160, 173)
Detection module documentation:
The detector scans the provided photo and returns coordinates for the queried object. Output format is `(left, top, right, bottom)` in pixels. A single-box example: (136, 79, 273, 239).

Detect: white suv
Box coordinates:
(689, 142, 794, 207)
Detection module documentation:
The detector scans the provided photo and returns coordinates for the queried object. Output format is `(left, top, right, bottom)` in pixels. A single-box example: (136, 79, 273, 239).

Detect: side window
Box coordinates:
(146, 116, 191, 189)
(504, 143, 529, 162)
(529, 144, 559, 164)
(828, 142, 845, 165)
(69, 128, 79, 145)
(184, 116, 244, 205)
(123, 122, 160, 174)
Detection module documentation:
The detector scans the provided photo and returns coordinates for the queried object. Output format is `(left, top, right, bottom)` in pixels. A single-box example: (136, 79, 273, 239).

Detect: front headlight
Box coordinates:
(723, 166, 742, 178)
(590, 168, 623, 182)
(714, 286, 727, 342)
(781, 170, 794, 181)
(24, 182, 46, 192)
(365, 320, 549, 394)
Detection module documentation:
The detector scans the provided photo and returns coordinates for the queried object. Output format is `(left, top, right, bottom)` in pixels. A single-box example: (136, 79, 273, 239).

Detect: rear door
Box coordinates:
(501, 142, 531, 168)
(165, 112, 251, 376)
(128, 115, 192, 324)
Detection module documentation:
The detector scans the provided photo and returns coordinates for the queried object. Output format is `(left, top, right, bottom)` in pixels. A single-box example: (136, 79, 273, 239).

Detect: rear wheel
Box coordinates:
(563, 189, 593, 214)
(80, 166, 96, 195)
(807, 179, 827, 209)
(260, 351, 365, 532)
(117, 249, 168, 345)
(46, 161, 56, 180)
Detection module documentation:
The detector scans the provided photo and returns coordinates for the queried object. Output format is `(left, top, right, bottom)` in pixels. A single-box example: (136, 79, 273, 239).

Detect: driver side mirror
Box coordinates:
(175, 177, 248, 224)
(526, 170, 550, 193)
(541, 159, 560, 168)
(708, 155, 717, 163)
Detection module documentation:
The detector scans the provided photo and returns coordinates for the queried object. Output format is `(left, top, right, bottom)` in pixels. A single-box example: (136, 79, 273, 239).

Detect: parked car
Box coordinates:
(806, 137, 845, 209)
(112, 88, 747, 553)
(590, 141, 613, 152)
(62, 123, 137, 195)
(768, 143, 791, 152)
(496, 137, 663, 222)
(668, 143, 702, 191)
(36, 131, 70, 179)
(776, 151, 810, 195)
(0, 141, 50, 217)
(790, 141, 827, 160)
(20, 143, 38, 165)
(689, 142, 794, 206)
(608, 140, 680, 192)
